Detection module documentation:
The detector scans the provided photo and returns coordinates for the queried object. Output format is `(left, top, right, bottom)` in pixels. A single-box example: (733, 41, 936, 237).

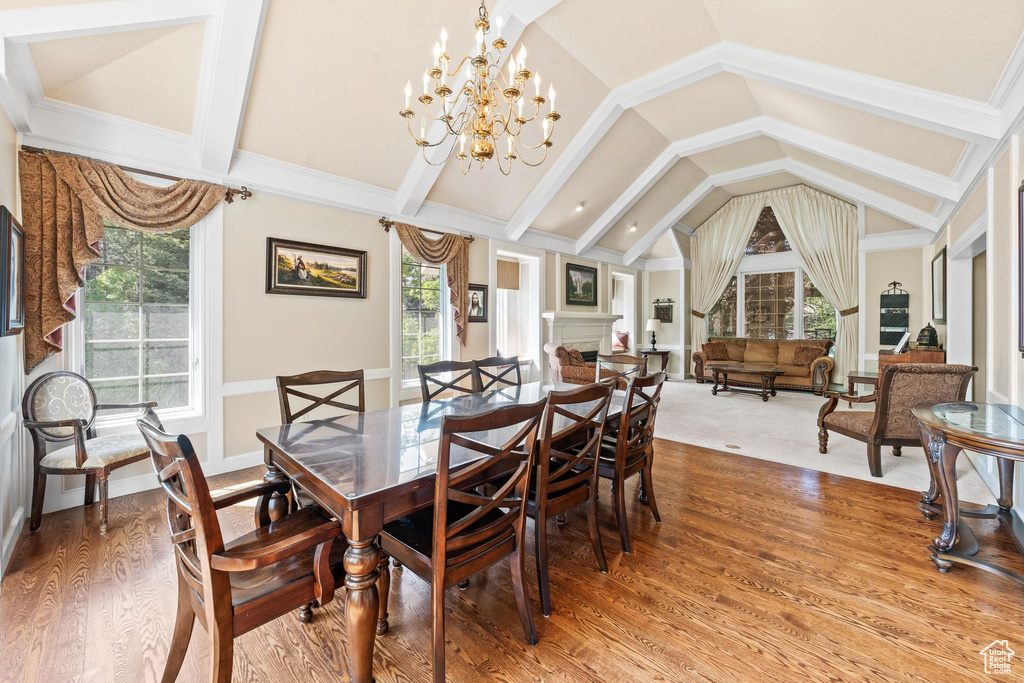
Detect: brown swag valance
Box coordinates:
(19, 151, 232, 371)
(391, 222, 470, 346)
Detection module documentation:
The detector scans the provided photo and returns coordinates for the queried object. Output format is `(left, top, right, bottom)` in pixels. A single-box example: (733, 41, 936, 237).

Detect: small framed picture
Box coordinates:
(266, 237, 367, 298)
(0, 206, 24, 337)
(565, 263, 598, 306)
(468, 283, 487, 322)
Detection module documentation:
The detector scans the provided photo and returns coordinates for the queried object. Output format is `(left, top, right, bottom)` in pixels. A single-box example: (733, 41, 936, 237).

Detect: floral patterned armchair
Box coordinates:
(544, 343, 627, 388)
(23, 371, 162, 535)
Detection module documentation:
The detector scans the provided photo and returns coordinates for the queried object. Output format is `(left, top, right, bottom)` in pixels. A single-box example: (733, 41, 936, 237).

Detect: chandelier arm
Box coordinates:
(419, 133, 463, 167)
(516, 146, 550, 168)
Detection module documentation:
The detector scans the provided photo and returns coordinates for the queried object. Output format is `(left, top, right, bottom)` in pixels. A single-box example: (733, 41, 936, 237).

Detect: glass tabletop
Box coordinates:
(256, 381, 629, 503)
(922, 402, 1024, 444)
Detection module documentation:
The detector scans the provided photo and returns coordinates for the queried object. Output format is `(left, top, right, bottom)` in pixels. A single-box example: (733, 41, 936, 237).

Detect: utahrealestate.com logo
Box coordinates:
(980, 640, 1014, 675)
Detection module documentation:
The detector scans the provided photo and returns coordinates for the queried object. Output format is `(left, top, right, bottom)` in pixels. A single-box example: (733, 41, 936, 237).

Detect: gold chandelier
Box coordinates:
(399, 0, 559, 175)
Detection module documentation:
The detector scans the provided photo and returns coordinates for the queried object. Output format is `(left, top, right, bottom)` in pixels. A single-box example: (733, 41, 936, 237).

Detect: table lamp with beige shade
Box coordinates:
(646, 318, 662, 350)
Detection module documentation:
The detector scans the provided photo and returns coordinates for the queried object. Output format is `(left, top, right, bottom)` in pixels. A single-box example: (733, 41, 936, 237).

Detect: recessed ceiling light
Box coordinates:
(573, 202, 585, 213)
(629, 223, 637, 232)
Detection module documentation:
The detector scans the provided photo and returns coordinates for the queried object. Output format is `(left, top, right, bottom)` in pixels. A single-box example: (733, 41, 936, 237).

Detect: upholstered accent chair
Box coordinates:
(817, 363, 977, 477)
(23, 371, 162, 535)
(543, 344, 629, 388)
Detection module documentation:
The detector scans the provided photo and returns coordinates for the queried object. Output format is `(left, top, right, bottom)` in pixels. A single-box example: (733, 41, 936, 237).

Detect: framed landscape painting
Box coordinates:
(266, 237, 367, 298)
(565, 263, 598, 306)
(0, 206, 24, 337)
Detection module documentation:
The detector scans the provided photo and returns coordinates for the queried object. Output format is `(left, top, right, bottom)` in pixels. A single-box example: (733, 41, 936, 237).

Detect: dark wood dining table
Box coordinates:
(255, 381, 629, 682)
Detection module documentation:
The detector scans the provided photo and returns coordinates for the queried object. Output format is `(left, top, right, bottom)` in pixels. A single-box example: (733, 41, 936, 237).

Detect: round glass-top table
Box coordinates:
(913, 401, 1024, 585)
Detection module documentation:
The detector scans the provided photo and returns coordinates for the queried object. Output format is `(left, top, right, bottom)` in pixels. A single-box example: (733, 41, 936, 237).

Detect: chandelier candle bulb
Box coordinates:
(433, 42, 441, 68)
(440, 26, 448, 55)
(549, 85, 555, 111)
(404, 81, 411, 109)
(476, 28, 484, 51)
(460, 133, 466, 154)
(518, 46, 526, 74)
(535, 72, 541, 97)
(423, 71, 429, 95)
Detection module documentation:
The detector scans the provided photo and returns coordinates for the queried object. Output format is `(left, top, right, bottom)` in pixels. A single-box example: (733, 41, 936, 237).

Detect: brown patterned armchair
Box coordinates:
(817, 363, 976, 478)
(544, 343, 625, 387)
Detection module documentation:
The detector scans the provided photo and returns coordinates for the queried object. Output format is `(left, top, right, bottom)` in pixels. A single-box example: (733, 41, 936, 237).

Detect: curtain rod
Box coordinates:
(20, 145, 252, 202)
(379, 216, 474, 241)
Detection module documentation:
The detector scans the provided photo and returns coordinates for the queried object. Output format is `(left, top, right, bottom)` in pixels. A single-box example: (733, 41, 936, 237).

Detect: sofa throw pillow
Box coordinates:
(566, 348, 588, 367)
(702, 341, 729, 361)
(793, 345, 823, 367)
(613, 331, 630, 351)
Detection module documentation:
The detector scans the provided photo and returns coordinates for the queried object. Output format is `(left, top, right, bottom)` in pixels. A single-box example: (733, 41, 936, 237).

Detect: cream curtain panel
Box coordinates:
(768, 185, 859, 379)
(391, 222, 471, 346)
(689, 193, 766, 364)
(19, 150, 231, 371)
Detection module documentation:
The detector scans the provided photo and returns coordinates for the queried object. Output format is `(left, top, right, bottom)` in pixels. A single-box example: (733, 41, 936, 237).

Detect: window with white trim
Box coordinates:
(401, 245, 448, 386)
(82, 224, 194, 415)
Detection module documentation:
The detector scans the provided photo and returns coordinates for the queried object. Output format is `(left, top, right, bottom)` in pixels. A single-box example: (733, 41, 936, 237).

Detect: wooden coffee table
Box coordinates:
(706, 363, 785, 402)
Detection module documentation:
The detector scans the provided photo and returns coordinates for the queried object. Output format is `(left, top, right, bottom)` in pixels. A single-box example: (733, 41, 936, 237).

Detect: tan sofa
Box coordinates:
(692, 337, 835, 395)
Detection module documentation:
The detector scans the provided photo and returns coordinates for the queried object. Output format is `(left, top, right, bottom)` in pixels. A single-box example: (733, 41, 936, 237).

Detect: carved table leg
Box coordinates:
(760, 375, 769, 402)
(918, 424, 941, 520)
(848, 377, 854, 408)
(930, 431, 963, 565)
(769, 375, 778, 397)
(345, 537, 381, 682)
(258, 446, 292, 525)
(711, 369, 720, 395)
(376, 548, 390, 636)
(997, 457, 1016, 510)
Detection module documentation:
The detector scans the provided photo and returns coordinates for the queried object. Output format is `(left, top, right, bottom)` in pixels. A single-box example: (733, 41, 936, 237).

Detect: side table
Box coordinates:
(638, 348, 670, 374)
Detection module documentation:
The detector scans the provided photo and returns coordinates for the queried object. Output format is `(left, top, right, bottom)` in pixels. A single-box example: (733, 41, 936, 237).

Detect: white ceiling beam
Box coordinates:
(621, 158, 941, 265)
(193, 0, 268, 175)
(392, 0, 563, 217)
(0, 38, 32, 132)
(507, 41, 1001, 244)
(0, 0, 213, 42)
(575, 116, 957, 255)
(719, 43, 1000, 143)
(506, 45, 724, 240)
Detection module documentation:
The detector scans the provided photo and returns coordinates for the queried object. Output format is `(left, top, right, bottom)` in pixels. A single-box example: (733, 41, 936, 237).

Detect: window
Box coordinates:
(803, 273, 837, 341)
(707, 276, 738, 337)
(745, 206, 791, 255)
(83, 225, 192, 414)
(744, 271, 795, 339)
(401, 245, 445, 385)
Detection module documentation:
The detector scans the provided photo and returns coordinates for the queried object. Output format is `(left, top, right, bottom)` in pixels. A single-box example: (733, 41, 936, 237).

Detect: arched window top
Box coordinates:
(745, 205, 791, 255)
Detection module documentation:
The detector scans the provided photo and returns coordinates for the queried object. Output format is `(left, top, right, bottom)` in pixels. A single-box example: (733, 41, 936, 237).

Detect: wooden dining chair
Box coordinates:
(595, 353, 647, 388)
(530, 382, 614, 617)
(276, 369, 365, 423)
(138, 421, 346, 683)
(22, 370, 162, 535)
(474, 355, 522, 392)
(418, 359, 481, 401)
(597, 372, 666, 553)
(379, 398, 546, 683)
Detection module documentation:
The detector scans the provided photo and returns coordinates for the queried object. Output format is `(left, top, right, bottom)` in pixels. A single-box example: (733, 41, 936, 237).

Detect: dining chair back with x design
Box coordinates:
(599, 372, 665, 553)
(531, 382, 613, 616)
(418, 360, 481, 401)
(379, 398, 546, 683)
(474, 355, 523, 392)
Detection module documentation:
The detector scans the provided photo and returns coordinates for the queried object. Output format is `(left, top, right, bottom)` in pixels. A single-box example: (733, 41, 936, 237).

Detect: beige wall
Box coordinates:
(949, 181, 986, 245)
(0, 106, 24, 572)
(461, 237, 491, 362)
(920, 228, 949, 347)
(990, 148, 1013, 400)
(645, 270, 683, 374)
(863, 248, 924, 360)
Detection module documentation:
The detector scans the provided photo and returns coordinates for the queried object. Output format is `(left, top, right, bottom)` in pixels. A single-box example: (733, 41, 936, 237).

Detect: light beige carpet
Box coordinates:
(654, 379, 996, 505)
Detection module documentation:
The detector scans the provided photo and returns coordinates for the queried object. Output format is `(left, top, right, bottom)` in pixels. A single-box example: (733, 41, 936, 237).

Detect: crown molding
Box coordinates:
(858, 228, 935, 252)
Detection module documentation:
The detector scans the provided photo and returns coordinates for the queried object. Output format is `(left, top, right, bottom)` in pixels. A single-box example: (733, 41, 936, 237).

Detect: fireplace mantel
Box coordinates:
(542, 311, 623, 363)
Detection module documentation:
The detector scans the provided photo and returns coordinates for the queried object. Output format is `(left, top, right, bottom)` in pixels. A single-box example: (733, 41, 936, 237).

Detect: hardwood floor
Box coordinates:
(2, 439, 1023, 682)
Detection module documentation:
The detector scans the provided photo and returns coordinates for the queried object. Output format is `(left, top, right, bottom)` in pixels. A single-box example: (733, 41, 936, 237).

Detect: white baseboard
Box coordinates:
(41, 450, 265, 514)
(1, 506, 25, 577)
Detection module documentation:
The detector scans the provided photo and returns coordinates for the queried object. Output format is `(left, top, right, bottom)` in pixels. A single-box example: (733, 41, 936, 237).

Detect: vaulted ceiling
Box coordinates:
(2, 0, 1023, 267)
